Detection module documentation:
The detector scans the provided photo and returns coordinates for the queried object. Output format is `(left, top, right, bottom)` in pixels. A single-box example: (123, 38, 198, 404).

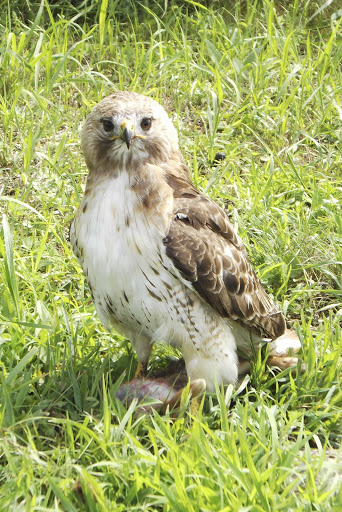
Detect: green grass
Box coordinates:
(1, 0, 342, 509)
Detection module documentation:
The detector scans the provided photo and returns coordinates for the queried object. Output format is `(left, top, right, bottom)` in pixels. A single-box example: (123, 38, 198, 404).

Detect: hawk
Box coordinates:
(70, 91, 301, 392)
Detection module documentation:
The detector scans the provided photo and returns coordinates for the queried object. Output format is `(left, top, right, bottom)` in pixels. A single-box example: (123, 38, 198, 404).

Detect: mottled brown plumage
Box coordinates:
(164, 190, 286, 339)
(71, 91, 301, 391)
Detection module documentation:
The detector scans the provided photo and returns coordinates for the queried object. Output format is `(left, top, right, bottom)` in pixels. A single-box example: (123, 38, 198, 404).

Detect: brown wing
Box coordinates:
(163, 185, 285, 340)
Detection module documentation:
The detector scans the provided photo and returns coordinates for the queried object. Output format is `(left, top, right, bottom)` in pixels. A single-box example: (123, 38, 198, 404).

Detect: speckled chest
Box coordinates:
(71, 169, 177, 333)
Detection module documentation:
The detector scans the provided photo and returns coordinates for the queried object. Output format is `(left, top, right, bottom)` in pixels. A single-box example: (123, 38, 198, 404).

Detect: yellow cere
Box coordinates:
(120, 119, 135, 132)
(108, 119, 147, 141)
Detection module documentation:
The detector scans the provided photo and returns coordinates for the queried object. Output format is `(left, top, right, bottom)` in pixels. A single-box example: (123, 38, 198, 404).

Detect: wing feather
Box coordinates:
(163, 189, 285, 340)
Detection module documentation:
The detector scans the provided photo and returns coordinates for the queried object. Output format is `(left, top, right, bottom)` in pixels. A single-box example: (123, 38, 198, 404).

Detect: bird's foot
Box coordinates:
(189, 380, 206, 416)
(134, 361, 148, 379)
(190, 396, 201, 416)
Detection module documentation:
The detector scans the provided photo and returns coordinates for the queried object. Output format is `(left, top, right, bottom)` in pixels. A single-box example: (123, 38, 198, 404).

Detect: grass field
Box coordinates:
(1, 0, 342, 509)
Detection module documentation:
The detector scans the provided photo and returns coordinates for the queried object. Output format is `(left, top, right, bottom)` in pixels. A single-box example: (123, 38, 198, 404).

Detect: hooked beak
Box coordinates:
(120, 119, 134, 150)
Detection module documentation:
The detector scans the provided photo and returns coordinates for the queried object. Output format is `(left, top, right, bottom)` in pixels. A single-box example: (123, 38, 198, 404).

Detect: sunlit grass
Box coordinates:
(0, 0, 341, 509)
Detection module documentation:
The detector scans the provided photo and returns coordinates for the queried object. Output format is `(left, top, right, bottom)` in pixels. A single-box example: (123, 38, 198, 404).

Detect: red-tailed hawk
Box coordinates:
(70, 91, 301, 392)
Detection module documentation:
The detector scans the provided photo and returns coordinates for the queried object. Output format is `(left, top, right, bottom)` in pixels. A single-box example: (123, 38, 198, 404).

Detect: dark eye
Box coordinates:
(140, 117, 152, 131)
(102, 119, 114, 132)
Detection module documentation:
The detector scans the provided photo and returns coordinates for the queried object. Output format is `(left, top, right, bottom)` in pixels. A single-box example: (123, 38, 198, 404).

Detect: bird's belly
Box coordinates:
(94, 244, 179, 338)
(71, 173, 179, 338)
(77, 207, 181, 339)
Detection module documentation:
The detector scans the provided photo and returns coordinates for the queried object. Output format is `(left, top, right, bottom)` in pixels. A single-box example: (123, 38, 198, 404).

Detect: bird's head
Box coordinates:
(81, 91, 180, 173)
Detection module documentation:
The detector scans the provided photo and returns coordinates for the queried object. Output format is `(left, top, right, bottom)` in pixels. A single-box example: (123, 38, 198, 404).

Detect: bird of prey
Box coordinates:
(70, 91, 301, 392)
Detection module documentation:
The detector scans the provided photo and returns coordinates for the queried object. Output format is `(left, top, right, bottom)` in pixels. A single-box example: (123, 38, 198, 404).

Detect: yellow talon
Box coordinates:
(190, 396, 201, 416)
(189, 380, 206, 417)
(120, 119, 134, 132)
(134, 361, 148, 379)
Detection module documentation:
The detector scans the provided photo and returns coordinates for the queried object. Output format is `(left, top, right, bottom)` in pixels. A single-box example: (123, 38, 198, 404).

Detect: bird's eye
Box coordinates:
(102, 119, 114, 132)
(140, 117, 152, 131)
